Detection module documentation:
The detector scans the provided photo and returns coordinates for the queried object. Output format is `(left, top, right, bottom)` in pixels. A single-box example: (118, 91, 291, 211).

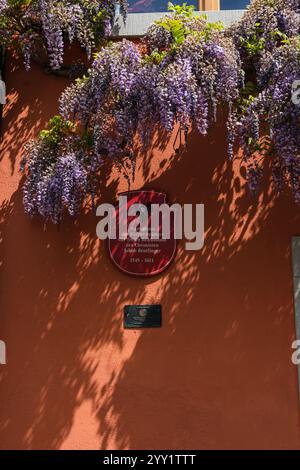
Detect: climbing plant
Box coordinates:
(20, 1, 300, 223)
(0, 0, 128, 70)
(229, 0, 300, 198)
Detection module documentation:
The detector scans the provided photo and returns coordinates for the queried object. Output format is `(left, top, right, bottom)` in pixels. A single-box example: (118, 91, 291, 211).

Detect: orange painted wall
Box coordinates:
(0, 56, 300, 450)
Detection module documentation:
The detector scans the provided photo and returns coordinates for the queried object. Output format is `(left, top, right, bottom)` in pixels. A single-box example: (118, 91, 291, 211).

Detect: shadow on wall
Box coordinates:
(0, 63, 69, 175)
(0, 56, 300, 450)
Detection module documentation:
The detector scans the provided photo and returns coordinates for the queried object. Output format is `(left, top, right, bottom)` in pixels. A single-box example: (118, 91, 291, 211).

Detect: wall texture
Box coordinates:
(0, 55, 300, 450)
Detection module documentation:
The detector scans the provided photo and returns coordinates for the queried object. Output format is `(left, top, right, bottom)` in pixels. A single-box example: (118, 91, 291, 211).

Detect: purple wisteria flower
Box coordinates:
(22, 8, 243, 221)
(0, 0, 128, 70)
(21, 1, 300, 222)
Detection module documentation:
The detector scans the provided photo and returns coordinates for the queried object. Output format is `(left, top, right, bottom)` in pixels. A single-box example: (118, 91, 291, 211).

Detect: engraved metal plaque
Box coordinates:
(124, 305, 162, 329)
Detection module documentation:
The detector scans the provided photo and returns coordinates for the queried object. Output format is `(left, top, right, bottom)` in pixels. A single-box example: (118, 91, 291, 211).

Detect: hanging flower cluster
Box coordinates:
(231, 38, 300, 200)
(228, 0, 300, 61)
(22, 3, 243, 222)
(228, 0, 300, 200)
(0, 0, 128, 70)
(21, 1, 300, 222)
(21, 115, 97, 223)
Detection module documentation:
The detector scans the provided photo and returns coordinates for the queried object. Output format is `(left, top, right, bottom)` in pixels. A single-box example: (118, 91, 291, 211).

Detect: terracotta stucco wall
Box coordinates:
(0, 56, 300, 450)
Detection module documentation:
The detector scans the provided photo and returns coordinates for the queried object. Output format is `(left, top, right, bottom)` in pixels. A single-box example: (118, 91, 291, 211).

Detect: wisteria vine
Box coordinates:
(229, 0, 300, 59)
(229, 0, 300, 199)
(0, 0, 128, 70)
(20, 1, 300, 222)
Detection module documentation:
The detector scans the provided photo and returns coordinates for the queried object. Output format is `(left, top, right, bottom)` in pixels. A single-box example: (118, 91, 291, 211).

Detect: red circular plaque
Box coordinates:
(108, 190, 176, 276)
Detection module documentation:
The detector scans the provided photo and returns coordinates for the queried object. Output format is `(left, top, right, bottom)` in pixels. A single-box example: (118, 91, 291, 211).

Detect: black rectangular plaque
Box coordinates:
(124, 305, 162, 329)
